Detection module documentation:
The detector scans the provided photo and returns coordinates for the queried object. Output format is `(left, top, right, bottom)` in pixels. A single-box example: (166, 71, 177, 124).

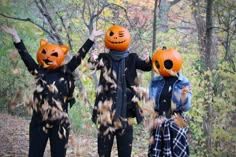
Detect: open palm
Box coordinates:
(0, 25, 17, 36)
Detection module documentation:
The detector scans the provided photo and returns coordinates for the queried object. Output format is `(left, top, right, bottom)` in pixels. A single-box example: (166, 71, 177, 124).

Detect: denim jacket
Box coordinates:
(149, 73, 192, 112)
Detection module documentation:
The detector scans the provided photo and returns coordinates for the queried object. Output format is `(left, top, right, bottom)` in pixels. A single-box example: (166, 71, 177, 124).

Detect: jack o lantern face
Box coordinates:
(36, 39, 69, 70)
(152, 47, 182, 77)
(104, 25, 131, 51)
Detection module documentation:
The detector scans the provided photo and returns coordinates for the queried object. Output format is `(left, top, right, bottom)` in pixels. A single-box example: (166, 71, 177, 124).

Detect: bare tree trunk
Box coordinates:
(80, 0, 108, 88)
(192, 0, 217, 155)
(205, 0, 217, 70)
(157, 0, 180, 32)
(151, 0, 158, 78)
(205, 1, 216, 154)
(193, 0, 217, 70)
(192, 0, 206, 63)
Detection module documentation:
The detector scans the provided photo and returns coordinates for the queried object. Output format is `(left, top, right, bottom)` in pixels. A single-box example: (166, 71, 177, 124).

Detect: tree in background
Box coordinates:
(0, 0, 235, 156)
(192, 0, 236, 156)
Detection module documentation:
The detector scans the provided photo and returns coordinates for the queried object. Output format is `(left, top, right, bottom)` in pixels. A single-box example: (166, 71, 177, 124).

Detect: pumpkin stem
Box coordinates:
(162, 46, 167, 50)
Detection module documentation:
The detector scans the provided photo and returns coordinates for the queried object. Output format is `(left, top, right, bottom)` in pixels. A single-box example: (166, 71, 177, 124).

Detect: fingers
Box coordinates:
(141, 49, 150, 62)
(93, 29, 104, 37)
(0, 25, 14, 34)
(0, 25, 7, 31)
(181, 86, 191, 94)
(89, 29, 104, 41)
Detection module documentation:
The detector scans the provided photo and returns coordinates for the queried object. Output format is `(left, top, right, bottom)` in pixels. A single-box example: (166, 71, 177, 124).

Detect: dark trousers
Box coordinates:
(98, 124, 133, 157)
(28, 120, 70, 157)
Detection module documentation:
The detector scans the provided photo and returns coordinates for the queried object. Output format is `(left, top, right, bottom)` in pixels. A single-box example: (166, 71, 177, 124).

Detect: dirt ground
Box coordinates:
(0, 113, 148, 157)
(0, 113, 99, 157)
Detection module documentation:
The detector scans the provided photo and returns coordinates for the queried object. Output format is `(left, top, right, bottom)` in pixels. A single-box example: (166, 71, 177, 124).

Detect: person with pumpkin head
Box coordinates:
(0, 25, 103, 157)
(88, 25, 152, 157)
(148, 47, 192, 157)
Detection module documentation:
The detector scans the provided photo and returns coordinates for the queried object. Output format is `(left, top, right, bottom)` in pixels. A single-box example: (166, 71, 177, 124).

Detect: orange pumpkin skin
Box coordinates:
(152, 47, 182, 77)
(104, 25, 131, 51)
(36, 39, 69, 70)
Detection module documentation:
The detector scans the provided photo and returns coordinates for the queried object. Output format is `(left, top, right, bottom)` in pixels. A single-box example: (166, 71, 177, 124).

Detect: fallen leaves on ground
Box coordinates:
(0, 112, 149, 157)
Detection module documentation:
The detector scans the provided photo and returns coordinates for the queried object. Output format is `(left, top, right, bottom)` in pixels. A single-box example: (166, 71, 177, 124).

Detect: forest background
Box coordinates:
(0, 0, 235, 157)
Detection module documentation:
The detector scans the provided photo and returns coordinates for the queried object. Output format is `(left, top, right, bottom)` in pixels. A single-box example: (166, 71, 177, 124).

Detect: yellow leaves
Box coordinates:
(172, 113, 188, 128)
(113, 119, 122, 129)
(11, 68, 20, 75)
(47, 81, 58, 93)
(96, 99, 130, 132)
(171, 100, 177, 111)
(23, 95, 33, 115)
(8, 49, 18, 60)
(127, 117, 136, 126)
(166, 69, 178, 77)
(131, 86, 148, 99)
(41, 101, 49, 111)
(103, 126, 116, 135)
(131, 95, 139, 103)
(1, 0, 7, 6)
(139, 99, 155, 117)
(8, 87, 23, 112)
(148, 136, 154, 145)
(59, 77, 65, 82)
(36, 84, 44, 93)
(97, 99, 113, 126)
(58, 126, 67, 139)
(52, 98, 63, 111)
(144, 113, 166, 132)
(102, 68, 117, 89)
(96, 85, 104, 95)
(41, 101, 50, 121)
(43, 126, 48, 134)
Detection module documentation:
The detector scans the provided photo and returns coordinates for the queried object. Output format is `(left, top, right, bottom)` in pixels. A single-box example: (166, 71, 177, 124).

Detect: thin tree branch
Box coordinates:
(0, 13, 56, 40)
(56, 11, 73, 51)
(34, 0, 63, 45)
(170, 0, 181, 6)
(108, 3, 133, 28)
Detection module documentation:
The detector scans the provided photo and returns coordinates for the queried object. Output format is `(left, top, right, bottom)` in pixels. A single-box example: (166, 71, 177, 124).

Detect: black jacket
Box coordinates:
(90, 52, 152, 124)
(14, 39, 94, 124)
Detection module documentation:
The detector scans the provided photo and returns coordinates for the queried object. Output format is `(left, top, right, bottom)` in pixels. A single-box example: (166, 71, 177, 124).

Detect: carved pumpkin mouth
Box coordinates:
(108, 39, 126, 44)
(43, 58, 53, 65)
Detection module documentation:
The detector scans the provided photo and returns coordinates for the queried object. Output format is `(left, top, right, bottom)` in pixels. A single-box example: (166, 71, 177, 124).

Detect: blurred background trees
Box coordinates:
(0, 0, 235, 156)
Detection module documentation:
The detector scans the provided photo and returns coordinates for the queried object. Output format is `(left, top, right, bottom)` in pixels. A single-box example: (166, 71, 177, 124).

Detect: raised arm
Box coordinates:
(135, 49, 152, 71)
(67, 29, 104, 72)
(179, 84, 192, 112)
(0, 25, 38, 74)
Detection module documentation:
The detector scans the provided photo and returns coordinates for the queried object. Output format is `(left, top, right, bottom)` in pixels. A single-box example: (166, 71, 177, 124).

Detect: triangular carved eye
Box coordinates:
(42, 49, 46, 54)
(51, 52, 58, 57)
(109, 31, 114, 36)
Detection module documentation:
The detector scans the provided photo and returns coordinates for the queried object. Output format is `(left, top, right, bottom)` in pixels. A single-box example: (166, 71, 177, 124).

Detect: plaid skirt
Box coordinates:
(148, 118, 189, 157)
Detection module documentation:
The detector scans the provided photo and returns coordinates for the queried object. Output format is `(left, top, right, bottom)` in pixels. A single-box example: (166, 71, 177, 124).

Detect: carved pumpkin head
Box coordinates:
(152, 47, 182, 77)
(104, 25, 131, 51)
(36, 39, 69, 70)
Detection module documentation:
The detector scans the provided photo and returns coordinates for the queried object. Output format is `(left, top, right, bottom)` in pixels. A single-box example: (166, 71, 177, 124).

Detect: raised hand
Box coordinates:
(0, 25, 20, 43)
(142, 48, 150, 63)
(181, 85, 191, 103)
(89, 28, 104, 41)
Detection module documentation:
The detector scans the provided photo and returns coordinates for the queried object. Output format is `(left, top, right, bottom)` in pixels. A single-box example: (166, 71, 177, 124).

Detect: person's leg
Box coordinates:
(49, 125, 70, 157)
(28, 121, 49, 157)
(116, 124, 133, 157)
(98, 126, 115, 157)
